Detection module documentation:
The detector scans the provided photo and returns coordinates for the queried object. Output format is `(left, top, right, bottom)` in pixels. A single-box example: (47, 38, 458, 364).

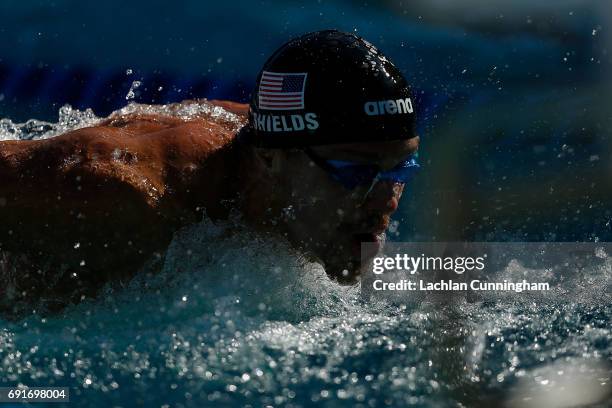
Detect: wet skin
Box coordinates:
(0, 100, 419, 311)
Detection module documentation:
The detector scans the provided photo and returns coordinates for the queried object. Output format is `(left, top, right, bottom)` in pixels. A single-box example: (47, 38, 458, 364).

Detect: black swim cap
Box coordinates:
(244, 29, 417, 148)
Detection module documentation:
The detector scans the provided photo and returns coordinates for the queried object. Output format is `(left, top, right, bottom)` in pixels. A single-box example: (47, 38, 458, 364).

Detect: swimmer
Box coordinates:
(0, 30, 420, 312)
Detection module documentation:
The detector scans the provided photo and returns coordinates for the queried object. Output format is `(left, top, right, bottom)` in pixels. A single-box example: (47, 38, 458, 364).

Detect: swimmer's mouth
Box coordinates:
(339, 216, 389, 260)
(349, 216, 389, 240)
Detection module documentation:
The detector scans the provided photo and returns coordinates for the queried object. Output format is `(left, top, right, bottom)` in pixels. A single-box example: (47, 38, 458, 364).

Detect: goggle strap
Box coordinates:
(363, 173, 381, 198)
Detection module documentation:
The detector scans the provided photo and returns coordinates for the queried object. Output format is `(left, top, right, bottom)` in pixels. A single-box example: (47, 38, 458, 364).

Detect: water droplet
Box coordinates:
(125, 81, 142, 101)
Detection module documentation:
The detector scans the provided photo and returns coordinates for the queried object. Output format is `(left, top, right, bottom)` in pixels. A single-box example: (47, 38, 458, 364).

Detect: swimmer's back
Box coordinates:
(0, 100, 248, 311)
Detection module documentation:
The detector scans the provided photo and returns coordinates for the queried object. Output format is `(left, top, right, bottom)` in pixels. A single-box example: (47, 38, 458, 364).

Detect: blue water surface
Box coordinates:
(1, 217, 610, 407)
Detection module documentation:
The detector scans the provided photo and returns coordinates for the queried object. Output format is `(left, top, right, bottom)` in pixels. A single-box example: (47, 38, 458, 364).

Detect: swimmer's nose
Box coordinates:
(362, 180, 404, 214)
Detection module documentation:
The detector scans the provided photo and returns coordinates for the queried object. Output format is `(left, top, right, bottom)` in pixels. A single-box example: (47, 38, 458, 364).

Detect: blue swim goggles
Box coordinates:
(304, 148, 420, 190)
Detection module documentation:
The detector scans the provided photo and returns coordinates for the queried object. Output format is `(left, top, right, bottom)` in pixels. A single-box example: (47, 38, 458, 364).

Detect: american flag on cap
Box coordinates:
(258, 71, 307, 110)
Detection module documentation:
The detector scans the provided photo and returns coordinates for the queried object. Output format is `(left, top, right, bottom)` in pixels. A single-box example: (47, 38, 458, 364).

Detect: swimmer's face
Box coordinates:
(275, 137, 419, 283)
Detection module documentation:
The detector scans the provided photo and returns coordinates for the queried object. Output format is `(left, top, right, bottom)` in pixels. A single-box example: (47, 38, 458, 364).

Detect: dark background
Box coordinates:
(1, 0, 610, 241)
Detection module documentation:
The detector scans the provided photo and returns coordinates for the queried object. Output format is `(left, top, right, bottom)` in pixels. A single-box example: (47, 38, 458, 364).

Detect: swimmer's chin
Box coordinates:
(324, 233, 384, 284)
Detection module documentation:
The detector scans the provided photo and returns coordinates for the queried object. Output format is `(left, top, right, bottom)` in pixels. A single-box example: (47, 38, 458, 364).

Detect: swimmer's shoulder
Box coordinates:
(96, 99, 249, 143)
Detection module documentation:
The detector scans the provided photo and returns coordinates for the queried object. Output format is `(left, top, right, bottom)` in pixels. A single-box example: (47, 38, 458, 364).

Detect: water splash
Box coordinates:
(0, 215, 609, 406)
(0, 105, 100, 141)
(0, 99, 243, 142)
